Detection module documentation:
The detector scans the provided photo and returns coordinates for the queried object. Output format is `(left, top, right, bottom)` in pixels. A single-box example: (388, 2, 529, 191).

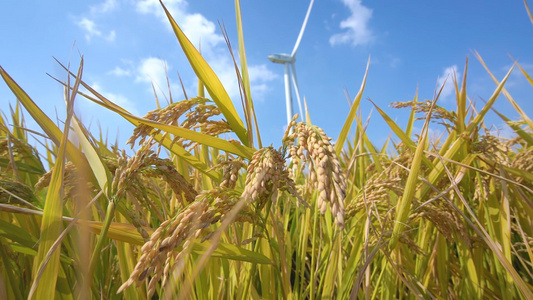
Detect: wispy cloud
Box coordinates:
(436, 65, 461, 101)
(76, 17, 116, 42)
(75, 0, 117, 42)
(330, 0, 374, 47)
(108, 66, 131, 77)
(90, 0, 118, 14)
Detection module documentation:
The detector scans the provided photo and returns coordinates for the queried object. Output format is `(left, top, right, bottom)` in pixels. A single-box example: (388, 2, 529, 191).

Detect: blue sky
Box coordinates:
(1, 0, 532, 151)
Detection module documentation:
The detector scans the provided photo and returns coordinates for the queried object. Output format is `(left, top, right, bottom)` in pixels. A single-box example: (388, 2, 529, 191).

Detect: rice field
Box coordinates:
(1, 1, 533, 299)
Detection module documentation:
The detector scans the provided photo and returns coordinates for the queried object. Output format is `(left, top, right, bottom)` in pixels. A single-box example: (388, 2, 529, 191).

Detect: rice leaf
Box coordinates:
(0, 66, 92, 174)
(491, 107, 533, 146)
(70, 116, 113, 198)
(474, 52, 532, 131)
(235, 0, 262, 148)
(159, 1, 249, 146)
(335, 57, 370, 155)
(405, 87, 418, 138)
(389, 99, 434, 249)
(524, 0, 533, 25)
(77, 81, 254, 159)
(0, 218, 38, 248)
(29, 57, 83, 300)
(368, 99, 433, 169)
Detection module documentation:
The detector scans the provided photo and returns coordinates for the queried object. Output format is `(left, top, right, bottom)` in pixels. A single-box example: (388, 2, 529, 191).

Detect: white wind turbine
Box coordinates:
(268, 0, 314, 126)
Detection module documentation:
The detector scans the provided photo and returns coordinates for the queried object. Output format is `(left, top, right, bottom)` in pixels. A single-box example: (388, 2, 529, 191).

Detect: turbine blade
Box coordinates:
(290, 62, 305, 123)
(283, 63, 294, 126)
(291, 0, 314, 58)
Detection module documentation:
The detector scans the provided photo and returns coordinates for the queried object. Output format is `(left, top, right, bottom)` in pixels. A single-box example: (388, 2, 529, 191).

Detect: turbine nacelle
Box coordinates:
(268, 53, 295, 64)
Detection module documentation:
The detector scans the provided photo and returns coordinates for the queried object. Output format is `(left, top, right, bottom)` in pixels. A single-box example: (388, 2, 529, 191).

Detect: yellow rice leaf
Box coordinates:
(405, 87, 418, 138)
(80, 93, 223, 181)
(80, 220, 272, 265)
(52, 61, 227, 180)
(29, 59, 83, 300)
(474, 52, 533, 131)
(304, 96, 312, 125)
(235, 0, 262, 148)
(81, 221, 151, 245)
(491, 107, 533, 147)
(389, 100, 433, 249)
(71, 116, 113, 197)
(465, 63, 514, 134)
(99, 99, 254, 159)
(0, 66, 92, 177)
(524, 0, 533, 25)
(368, 99, 433, 169)
(160, 1, 249, 146)
(456, 58, 468, 134)
(416, 62, 515, 202)
(512, 56, 533, 87)
(335, 57, 370, 155)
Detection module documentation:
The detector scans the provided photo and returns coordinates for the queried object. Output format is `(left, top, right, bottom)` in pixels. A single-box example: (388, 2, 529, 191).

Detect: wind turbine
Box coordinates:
(268, 0, 314, 126)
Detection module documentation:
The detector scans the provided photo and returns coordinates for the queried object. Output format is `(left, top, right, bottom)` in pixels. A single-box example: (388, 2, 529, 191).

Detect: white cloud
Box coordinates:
(90, 0, 118, 14)
(248, 64, 278, 82)
(136, 57, 174, 94)
(330, 0, 374, 47)
(77, 17, 116, 42)
(436, 65, 461, 101)
(108, 66, 131, 77)
(248, 64, 278, 100)
(182, 13, 224, 49)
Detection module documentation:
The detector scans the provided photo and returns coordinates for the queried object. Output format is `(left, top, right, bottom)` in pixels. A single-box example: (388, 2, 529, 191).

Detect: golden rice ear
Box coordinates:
(284, 122, 346, 229)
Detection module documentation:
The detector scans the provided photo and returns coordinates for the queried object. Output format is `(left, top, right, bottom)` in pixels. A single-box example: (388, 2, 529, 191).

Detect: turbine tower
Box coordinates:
(268, 0, 314, 126)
